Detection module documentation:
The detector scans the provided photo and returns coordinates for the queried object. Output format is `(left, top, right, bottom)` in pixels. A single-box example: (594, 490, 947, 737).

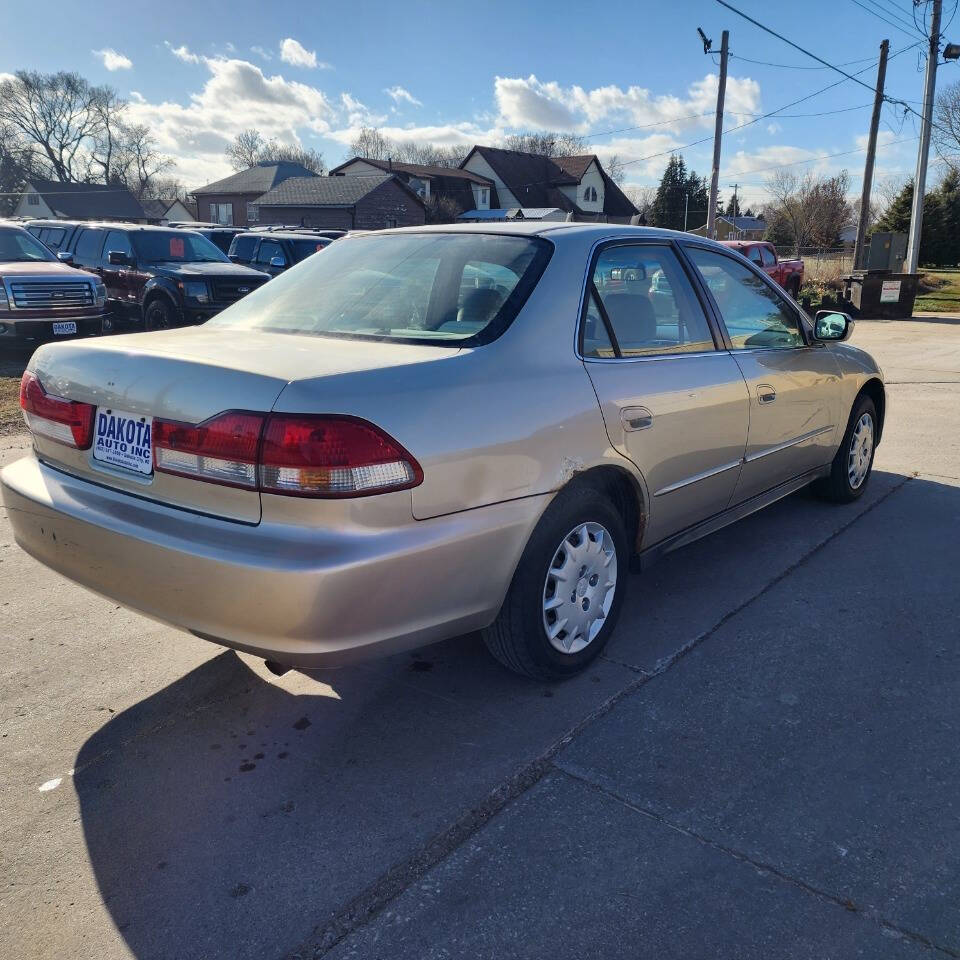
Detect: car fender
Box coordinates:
(142, 277, 183, 318)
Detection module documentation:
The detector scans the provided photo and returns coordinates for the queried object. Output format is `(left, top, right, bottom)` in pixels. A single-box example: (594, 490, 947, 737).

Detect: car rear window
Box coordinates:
(291, 238, 329, 262)
(206, 233, 553, 346)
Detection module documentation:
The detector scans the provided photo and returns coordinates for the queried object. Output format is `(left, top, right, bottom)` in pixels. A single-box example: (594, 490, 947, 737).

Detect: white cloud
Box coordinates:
(126, 56, 338, 186)
(165, 41, 201, 64)
(129, 90, 145, 103)
(93, 48, 132, 71)
(492, 73, 761, 134)
(279, 38, 331, 70)
(767, 122, 781, 135)
(856, 130, 896, 151)
(251, 45, 272, 60)
(384, 86, 422, 107)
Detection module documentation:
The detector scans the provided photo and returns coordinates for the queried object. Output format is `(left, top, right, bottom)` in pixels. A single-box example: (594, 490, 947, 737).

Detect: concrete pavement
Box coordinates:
(0, 318, 958, 959)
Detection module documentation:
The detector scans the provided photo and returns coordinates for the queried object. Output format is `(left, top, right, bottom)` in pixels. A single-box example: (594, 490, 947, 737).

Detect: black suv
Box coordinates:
(171, 223, 244, 255)
(227, 231, 333, 277)
(57, 223, 270, 330)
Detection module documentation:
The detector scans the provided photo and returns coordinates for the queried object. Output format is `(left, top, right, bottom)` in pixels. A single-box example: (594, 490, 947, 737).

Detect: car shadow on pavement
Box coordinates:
(71, 469, 917, 960)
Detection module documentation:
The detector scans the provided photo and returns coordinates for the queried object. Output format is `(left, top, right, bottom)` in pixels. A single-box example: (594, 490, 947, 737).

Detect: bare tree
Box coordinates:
(0, 71, 108, 182)
(500, 131, 589, 157)
(225, 129, 266, 170)
(113, 124, 175, 199)
(389, 140, 466, 167)
(349, 126, 390, 161)
(622, 184, 655, 220)
(604, 153, 627, 186)
(0, 121, 41, 214)
(874, 173, 909, 222)
(764, 168, 851, 249)
(935, 80, 960, 172)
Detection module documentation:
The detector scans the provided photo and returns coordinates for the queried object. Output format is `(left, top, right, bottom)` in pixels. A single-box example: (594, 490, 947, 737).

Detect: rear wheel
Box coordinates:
(144, 298, 174, 331)
(482, 484, 628, 680)
(814, 394, 877, 502)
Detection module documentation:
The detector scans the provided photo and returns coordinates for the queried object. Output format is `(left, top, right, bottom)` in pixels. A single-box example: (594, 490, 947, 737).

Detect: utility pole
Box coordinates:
(707, 29, 729, 240)
(906, 0, 942, 274)
(684, 192, 690, 231)
(853, 39, 889, 270)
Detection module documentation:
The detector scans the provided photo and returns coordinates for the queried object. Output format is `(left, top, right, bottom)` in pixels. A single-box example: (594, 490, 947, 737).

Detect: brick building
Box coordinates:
(254, 174, 426, 230)
(192, 161, 317, 228)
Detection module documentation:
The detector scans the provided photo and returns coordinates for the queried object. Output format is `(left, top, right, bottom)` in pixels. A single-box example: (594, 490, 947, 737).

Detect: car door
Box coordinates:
(581, 241, 751, 545)
(682, 243, 843, 504)
(100, 230, 138, 321)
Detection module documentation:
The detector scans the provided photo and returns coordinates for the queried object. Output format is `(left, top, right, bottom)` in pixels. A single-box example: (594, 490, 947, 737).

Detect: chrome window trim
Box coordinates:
(583, 348, 732, 364)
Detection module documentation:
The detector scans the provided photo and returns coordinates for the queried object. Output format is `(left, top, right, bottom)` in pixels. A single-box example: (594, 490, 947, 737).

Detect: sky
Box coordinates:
(1, 0, 957, 210)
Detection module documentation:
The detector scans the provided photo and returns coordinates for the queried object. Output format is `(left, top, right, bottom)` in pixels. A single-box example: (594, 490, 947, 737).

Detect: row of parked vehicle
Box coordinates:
(0, 218, 347, 346)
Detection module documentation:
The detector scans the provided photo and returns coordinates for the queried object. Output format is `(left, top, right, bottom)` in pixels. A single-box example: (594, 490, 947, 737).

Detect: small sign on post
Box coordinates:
(880, 280, 902, 303)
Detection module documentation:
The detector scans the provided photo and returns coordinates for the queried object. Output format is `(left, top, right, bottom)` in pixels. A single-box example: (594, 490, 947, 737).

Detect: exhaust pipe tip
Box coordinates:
(264, 660, 290, 677)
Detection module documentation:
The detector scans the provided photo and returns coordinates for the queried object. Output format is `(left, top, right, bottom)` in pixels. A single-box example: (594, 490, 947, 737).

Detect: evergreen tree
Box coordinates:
(875, 177, 958, 266)
(650, 155, 689, 230)
(724, 194, 742, 218)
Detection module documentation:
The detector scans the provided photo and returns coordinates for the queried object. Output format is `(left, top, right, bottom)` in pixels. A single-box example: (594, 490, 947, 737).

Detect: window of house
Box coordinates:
(583, 186, 598, 203)
(246, 203, 259, 223)
(685, 246, 804, 350)
(479, 188, 489, 207)
(209, 202, 234, 225)
(385, 218, 398, 229)
(27, 194, 40, 206)
(587, 244, 715, 357)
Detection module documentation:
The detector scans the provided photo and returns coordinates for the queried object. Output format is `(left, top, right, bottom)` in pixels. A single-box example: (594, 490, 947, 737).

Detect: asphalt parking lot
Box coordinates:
(1, 317, 959, 960)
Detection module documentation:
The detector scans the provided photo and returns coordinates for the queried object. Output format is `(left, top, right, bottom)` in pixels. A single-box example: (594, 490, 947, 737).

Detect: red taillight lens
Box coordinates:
(19, 371, 95, 449)
(260, 414, 423, 497)
(153, 411, 265, 488)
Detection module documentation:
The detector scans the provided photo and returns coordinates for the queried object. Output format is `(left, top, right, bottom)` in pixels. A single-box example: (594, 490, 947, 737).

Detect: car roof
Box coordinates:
(372, 221, 722, 245)
(235, 231, 331, 242)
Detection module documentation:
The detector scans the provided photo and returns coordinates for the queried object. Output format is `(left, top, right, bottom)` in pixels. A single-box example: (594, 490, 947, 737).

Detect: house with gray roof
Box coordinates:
(13, 179, 146, 222)
(192, 161, 318, 228)
(254, 173, 426, 231)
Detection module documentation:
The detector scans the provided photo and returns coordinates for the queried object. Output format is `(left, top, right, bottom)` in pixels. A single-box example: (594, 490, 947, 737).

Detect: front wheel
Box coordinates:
(482, 484, 628, 680)
(144, 298, 174, 331)
(814, 395, 877, 502)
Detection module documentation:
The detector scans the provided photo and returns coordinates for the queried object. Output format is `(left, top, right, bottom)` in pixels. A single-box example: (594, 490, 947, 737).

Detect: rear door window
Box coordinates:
(255, 240, 286, 267)
(291, 238, 329, 262)
(73, 229, 106, 267)
(588, 244, 716, 356)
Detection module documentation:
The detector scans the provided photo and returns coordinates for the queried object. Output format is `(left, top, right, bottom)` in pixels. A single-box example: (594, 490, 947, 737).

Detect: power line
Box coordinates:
(728, 51, 880, 69)
(850, 0, 925, 38)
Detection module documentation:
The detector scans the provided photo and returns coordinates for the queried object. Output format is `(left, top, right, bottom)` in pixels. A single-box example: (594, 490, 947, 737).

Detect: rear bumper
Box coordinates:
(0, 314, 104, 343)
(1, 455, 547, 666)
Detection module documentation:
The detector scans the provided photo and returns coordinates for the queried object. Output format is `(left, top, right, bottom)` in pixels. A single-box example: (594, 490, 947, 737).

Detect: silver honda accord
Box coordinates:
(1, 223, 884, 680)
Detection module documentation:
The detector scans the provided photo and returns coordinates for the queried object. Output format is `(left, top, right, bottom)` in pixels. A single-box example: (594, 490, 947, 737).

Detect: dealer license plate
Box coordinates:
(52, 321, 77, 336)
(92, 409, 153, 475)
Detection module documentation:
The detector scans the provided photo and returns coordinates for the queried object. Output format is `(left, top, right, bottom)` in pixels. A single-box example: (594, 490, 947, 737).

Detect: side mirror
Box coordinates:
(56, 251, 74, 265)
(813, 310, 853, 342)
(270, 256, 286, 269)
(107, 250, 130, 266)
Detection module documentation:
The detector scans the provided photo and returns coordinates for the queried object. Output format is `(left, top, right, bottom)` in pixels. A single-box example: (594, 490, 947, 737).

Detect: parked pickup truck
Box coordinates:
(0, 222, 106, 346)
(721, 240, 804, 298)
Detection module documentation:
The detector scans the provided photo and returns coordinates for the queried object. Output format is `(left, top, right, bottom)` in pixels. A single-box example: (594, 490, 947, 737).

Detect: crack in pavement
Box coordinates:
(293, 475, 913, 959)
(554, 762, 960, 958)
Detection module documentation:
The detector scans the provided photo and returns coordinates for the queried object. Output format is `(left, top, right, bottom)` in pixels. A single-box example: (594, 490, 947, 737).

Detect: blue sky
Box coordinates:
(1, 0, 955, 206)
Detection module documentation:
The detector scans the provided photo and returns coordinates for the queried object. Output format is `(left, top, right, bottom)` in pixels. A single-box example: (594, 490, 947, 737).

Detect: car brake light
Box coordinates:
(19, 371, 95, 448)
(151, 412, 422, 497)
(153, 412, 264, 488)
(259, 415, 423, 497)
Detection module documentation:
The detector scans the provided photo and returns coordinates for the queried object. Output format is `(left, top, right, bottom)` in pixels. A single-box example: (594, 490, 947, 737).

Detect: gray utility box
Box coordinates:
(865, 232, 907, 273)
(843, 272, 918, 319)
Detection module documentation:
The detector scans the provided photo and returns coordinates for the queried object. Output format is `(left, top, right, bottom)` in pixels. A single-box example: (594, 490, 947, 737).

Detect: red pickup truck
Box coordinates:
(721, 240, 804, 298)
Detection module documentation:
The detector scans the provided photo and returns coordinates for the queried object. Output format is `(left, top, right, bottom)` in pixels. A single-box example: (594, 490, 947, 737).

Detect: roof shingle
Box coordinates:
(192, 161, 318, 196)
(28, 179, 145, 221)
(256, 173, 422, 207)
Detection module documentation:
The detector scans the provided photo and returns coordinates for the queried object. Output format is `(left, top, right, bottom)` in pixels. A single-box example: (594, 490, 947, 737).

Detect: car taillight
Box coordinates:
(151, 412, 422, 497)
(19, 371, 95, 448)
(153, 411, 263, 488)
(260, 415, 422, 497)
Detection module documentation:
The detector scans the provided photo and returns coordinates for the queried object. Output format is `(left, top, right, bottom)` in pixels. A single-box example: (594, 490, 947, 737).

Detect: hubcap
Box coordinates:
(847, 412, 874, 489)
(542, 522, 618, 654)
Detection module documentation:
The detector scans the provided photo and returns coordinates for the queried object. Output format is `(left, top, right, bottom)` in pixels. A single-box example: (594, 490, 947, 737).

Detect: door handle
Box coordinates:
(620, 406, 653, 431)
(757, 384, 777, 404)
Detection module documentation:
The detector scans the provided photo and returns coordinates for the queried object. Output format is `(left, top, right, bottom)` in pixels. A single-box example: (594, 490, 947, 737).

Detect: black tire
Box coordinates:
(814, 394, 877, 503)
(482, 483, 629, 681)
(144, 298, 174, 331)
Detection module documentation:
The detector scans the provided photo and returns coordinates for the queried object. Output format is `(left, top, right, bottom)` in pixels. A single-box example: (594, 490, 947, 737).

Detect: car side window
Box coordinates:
(747, 247, 764, 266)
(102, 230, 134, 265)
(760, 246, 777, 268)
(231, 235, 258, 260)
(581, 291, 615, 358)
(589, 244, 715, 356)
(685, 246, 805, 350)
(256, 240, 284, 265)
(73, 229, 106, 267)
